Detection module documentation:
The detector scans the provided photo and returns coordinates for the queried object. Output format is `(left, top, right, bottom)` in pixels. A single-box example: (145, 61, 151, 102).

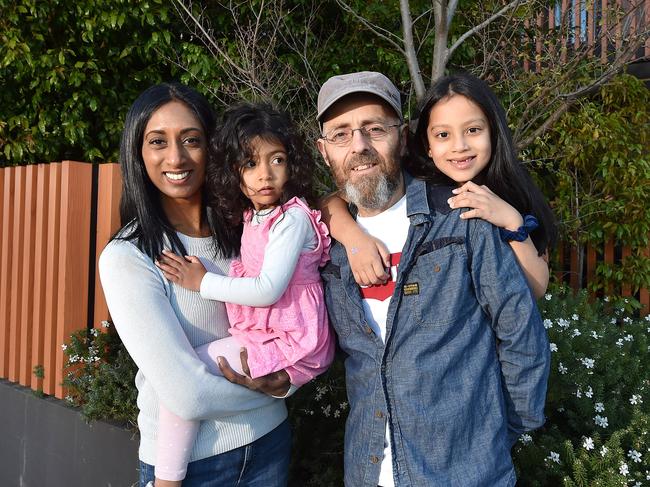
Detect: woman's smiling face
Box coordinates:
(141, 100, 207, 207)
(426, 94, 492, 184)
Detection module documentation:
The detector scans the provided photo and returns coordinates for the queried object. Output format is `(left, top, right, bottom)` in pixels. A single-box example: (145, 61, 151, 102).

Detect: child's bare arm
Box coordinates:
(154, 478, 181, 487)
(319, 192, 390, 286)
(507, 242, 549, 299)
(155, 250, 207, 292)
(448, 181, 549, 298)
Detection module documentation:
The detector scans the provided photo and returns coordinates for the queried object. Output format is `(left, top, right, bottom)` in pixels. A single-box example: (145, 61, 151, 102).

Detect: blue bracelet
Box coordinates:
(499, 215, 539, 242)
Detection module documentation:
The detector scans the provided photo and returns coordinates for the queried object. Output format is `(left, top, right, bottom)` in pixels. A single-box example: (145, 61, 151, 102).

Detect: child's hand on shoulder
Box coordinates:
(346, 234, 391, 287)
(155, 250, 207, 292)
(448, 181, 523, 231)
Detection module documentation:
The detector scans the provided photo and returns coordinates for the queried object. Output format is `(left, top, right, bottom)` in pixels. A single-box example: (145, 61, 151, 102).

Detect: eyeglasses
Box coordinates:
(320, 122, 401, 147)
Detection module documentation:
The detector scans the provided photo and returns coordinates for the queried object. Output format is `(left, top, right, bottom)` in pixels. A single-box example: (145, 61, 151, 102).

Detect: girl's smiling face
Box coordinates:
(426, 94, 492, 184)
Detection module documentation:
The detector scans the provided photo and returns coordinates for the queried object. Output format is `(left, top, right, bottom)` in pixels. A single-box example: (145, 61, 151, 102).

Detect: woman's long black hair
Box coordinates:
(408, 73, 557, 254)
(206, 102, 316, 251)
(114, 82, 240, 259)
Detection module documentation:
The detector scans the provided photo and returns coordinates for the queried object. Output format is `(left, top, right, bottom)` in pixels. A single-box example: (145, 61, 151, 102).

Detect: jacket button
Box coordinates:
(370, 455, 380, 464)
(434, 264, 441, 272)
(375, 410, 384, 418)
(364, 324, 373, 334)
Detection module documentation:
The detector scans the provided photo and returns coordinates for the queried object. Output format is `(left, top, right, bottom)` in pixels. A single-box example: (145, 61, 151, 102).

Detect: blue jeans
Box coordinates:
(139, 419, 291, 487)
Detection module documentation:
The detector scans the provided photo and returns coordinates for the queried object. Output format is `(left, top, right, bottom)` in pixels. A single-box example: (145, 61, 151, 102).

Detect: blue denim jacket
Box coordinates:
(321, 175, 550, 487)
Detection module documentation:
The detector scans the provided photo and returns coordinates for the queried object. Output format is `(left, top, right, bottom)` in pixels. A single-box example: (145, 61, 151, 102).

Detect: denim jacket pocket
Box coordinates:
(321, 263, 352, 338)
(408, 241, 473, 327)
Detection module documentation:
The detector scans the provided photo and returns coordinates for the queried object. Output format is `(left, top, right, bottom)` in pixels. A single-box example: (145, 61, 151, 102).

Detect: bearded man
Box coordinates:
(316, 71, 550, 487)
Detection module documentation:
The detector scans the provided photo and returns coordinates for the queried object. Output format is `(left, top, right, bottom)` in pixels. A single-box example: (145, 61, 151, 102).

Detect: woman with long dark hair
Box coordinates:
(99, 83, 292, 487)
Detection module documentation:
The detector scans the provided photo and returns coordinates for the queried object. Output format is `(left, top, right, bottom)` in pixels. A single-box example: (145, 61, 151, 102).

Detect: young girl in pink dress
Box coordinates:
(153, 103, 335, 486)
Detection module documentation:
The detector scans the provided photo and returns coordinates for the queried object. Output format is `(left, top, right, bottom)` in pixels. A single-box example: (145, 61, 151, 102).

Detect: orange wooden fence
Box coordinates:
(523, 0, 650, 71)
(0, 161, 121, 399)
(555, 241, 650, 312)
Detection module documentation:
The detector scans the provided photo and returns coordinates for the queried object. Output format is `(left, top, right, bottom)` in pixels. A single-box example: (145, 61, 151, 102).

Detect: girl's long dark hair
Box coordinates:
(114, 82, 240, 259)
(207, 102, 316, 246)
(409, 73, 557, 254)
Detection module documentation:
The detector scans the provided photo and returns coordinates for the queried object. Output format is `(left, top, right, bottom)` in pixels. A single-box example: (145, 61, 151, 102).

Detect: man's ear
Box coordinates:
(316, 138, 331, 167)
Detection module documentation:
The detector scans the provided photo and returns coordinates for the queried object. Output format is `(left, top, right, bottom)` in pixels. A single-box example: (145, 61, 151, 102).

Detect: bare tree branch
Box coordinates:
(335, 0, 405, 52)
(172, 0, 252, 83)
(430, 0, 449, 82)
(446, 0, 459, 29)
(400, 0, 426, 98)
(516, 36, 645, 148)
(446, 0, 528, 64)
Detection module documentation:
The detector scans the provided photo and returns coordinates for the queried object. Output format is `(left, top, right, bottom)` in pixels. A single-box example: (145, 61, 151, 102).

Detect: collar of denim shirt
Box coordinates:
(404, 170, 455, 224)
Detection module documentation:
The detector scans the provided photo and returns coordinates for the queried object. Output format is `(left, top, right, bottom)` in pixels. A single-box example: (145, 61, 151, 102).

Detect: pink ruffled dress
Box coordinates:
(226, 197, 335, 386)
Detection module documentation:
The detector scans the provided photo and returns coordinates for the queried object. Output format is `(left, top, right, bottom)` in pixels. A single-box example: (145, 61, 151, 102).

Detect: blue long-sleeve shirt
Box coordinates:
(321, 174, 550, 487)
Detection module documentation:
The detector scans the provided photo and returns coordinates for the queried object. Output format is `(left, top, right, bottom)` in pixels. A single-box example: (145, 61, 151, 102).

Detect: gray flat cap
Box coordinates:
(317, 71, 402, 123)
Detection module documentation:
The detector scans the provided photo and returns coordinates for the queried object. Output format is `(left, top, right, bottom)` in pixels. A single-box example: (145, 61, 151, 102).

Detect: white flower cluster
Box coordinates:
(313, 386, 348, 419)
(594, 414, 609, 428)
(546, 451, 560, 464)
(620, 462, 629, 476)
(519, 434, 533, 444)
(627, 449, 642, 463)
(629, 394, 643, 405)
(557, 318, 570, 329)
(580, 357, 595, 369)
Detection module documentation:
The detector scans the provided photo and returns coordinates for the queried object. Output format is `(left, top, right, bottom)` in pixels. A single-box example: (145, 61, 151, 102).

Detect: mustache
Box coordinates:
(346, 154, 382, 171)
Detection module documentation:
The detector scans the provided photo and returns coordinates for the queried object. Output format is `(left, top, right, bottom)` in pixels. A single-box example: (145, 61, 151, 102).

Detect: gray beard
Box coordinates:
(344, 170, 400, 211)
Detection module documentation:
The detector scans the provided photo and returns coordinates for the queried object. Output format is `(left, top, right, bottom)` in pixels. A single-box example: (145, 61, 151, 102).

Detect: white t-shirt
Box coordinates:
(356, 194, 409, 487)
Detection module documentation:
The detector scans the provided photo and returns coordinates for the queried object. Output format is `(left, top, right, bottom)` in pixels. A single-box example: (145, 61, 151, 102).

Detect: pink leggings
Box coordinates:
(155, 336, 245, 481)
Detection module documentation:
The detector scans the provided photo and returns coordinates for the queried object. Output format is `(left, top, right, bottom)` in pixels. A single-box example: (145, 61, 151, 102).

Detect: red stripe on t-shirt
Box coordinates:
(359, 252, 401, 301)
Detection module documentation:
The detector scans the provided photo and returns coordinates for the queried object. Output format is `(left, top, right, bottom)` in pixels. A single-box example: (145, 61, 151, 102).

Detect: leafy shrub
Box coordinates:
(529, 74, 650, 294)
(62, 321, 138, 428)
(513, 286, 649, 486)
(0, 0, 221, 166)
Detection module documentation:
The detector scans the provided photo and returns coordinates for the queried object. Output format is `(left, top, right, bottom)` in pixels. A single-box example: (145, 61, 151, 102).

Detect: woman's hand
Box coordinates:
(448, 181, 523, 231)
(156, 250, 207, 291)
(346, 233, 391, 287)
(218, 348, 291, 397)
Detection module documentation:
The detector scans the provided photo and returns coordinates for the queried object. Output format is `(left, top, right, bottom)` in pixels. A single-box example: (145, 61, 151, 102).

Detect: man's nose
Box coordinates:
(349, 128, 372, 154)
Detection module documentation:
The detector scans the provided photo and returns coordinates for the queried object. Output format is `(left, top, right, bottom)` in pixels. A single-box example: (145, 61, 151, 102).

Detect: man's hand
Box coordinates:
(218, 348, 291, 397)
(155, 250, 207, 291)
